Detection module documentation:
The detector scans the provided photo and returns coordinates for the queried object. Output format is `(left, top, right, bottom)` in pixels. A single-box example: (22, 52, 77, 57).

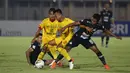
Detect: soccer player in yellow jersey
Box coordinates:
(31, 8, 58, 62)
(47, 9, 74, 69)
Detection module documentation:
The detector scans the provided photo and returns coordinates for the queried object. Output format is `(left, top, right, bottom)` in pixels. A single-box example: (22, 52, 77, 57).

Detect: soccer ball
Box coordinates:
(35, 60, 44, 69)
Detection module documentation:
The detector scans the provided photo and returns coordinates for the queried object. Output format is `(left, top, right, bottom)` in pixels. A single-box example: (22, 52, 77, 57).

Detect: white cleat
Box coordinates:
(69, 61, 74, 70)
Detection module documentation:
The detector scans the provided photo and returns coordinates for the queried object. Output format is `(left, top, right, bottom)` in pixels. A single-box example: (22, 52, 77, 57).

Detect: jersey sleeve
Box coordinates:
(67, 18, 74, 23)
(30, 43, 37, 50)
(38, 19, 46, 30)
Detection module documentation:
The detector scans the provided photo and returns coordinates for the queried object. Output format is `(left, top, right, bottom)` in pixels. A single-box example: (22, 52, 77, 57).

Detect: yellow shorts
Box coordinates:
(55, 36, 63, 45)
(42, 35, 56, 46)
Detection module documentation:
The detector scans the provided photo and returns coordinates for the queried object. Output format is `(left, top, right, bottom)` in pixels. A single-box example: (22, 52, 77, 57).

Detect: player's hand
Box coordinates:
(60, 27, 66, 33)
(85, 27, 93, 33)
(116, 36, 122, 40)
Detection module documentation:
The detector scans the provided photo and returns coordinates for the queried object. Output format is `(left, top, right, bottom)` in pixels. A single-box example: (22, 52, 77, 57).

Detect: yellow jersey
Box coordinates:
(39, 18, 59, 37)
(38, 18, 59, 45)
(58, 18, 74, 39)
(55, 18, 74, 45)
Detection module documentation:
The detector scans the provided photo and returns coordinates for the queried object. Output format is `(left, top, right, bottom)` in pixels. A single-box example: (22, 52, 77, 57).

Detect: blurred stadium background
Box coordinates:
(0, 1, 130, 73)
(0, 0, 129, 36)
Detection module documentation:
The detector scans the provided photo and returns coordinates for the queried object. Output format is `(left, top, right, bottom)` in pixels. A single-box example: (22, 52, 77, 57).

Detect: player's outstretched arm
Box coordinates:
(80, 25, 93, 32)
(104, 29, 122, 40)
(31, 29, 41, 43)
(25, 48, 34, 65)
(60, 21, 80, 32)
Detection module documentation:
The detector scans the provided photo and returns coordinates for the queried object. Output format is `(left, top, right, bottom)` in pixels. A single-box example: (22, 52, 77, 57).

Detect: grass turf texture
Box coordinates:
(0, 37, 130, 73)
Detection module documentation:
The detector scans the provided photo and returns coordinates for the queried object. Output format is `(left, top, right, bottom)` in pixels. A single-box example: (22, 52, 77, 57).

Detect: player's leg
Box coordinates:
(56, 46, 74, 69)
(56, 35, 79, 62)
(105, 27, 111, 48)
(48, 45, 58, 59)
(106, 34, 110, 48)
(37, 44, 48, 60)
(89, 45, 110, 70)
(101, 31, 105, 47)
(81, 39, 110, 70)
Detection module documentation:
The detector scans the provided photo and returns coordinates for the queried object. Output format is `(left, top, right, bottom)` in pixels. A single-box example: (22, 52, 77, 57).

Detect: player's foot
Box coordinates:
(105, 45, 108, 48)
(50, 61, 56, 69)
(49, 60, 55, 66)
(69, 61, 74, 70)
(104, 64, 110, 70)
(57, 61, 63, 67)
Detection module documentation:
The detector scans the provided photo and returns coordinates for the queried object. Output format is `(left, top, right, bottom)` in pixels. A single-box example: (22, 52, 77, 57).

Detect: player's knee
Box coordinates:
(48, 40, 56, 46)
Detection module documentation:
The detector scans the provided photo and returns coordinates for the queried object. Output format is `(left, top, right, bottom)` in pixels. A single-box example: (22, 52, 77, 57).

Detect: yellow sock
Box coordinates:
(48, 45, 57, 59)
(37, 52, 45, 60)
(57, 47, 71, 61)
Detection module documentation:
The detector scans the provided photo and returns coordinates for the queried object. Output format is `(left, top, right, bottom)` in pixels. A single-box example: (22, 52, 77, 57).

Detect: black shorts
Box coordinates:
(103, 23, 111, 30)
(66, 34, 96, 49)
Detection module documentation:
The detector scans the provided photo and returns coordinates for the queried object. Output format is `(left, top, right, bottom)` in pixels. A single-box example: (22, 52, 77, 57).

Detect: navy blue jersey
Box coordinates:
(75, 19, 105, 40)
(30, 41, 41, 65)
(100, 9, 112, 24)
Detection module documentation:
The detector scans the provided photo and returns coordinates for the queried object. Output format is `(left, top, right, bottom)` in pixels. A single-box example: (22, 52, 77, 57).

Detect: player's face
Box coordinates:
(55, 12, 62, 21)
(37, 36, 42, 43)
(49, 11, 55, 20)
(91, 17, 97, 25)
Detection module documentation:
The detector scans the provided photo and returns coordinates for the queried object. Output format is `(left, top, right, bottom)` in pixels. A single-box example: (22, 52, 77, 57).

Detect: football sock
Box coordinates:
(101, 35, 105, 45)
(56, 54, 64, 62)
(97, 52, 106, 65)
(48, 45, 57, 59)
(106, 36, 109, 46)
(57, 47, 71, 61)
(47, 52, 54, 59)
(37, 52, 45, 60)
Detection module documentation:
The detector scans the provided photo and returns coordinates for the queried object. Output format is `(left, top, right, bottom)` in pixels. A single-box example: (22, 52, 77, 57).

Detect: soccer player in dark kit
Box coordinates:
(25, 33, 54, 65)
(51, 13, 122, 70)
(100, 3, 115, 48)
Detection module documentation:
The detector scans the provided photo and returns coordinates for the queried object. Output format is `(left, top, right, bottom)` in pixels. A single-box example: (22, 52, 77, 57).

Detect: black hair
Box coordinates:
(92, 13, 101, 22)
(49, 8, 55, 13)
(54, 9, 62, 14)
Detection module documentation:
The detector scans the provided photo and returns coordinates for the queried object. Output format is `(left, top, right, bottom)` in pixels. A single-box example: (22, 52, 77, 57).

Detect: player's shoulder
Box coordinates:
(65, 17, 74, 21)
(41, 18, 49, 22)
(32, 41, 39, 46)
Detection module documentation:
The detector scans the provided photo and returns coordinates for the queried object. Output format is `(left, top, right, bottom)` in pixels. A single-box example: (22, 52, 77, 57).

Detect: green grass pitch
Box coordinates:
(0, 37, 130, 73)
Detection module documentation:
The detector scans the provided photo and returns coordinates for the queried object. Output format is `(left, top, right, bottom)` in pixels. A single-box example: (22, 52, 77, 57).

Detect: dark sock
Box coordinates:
(96, 52, 106, 65)
(56, 54, 64, 63)
(47, 52, 54, 59)
(106, 36, 110, 46)
(101, 35, 105, 44)
(68, 59, 72, 62)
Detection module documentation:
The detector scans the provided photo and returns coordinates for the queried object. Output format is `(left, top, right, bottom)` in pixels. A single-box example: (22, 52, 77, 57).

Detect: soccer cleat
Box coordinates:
(104, 64, 110, 70)
(69, 61, 74, 70)
(50, 62, 56, 69)
(57, 61, 63, 67)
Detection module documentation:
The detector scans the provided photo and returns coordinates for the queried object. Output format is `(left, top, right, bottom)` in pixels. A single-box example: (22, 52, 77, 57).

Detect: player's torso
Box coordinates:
(76, 19, 96, 39)
(58, 18, 74, 39)
(43, 18, 59, 38)
(101, 10, 112, 23)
